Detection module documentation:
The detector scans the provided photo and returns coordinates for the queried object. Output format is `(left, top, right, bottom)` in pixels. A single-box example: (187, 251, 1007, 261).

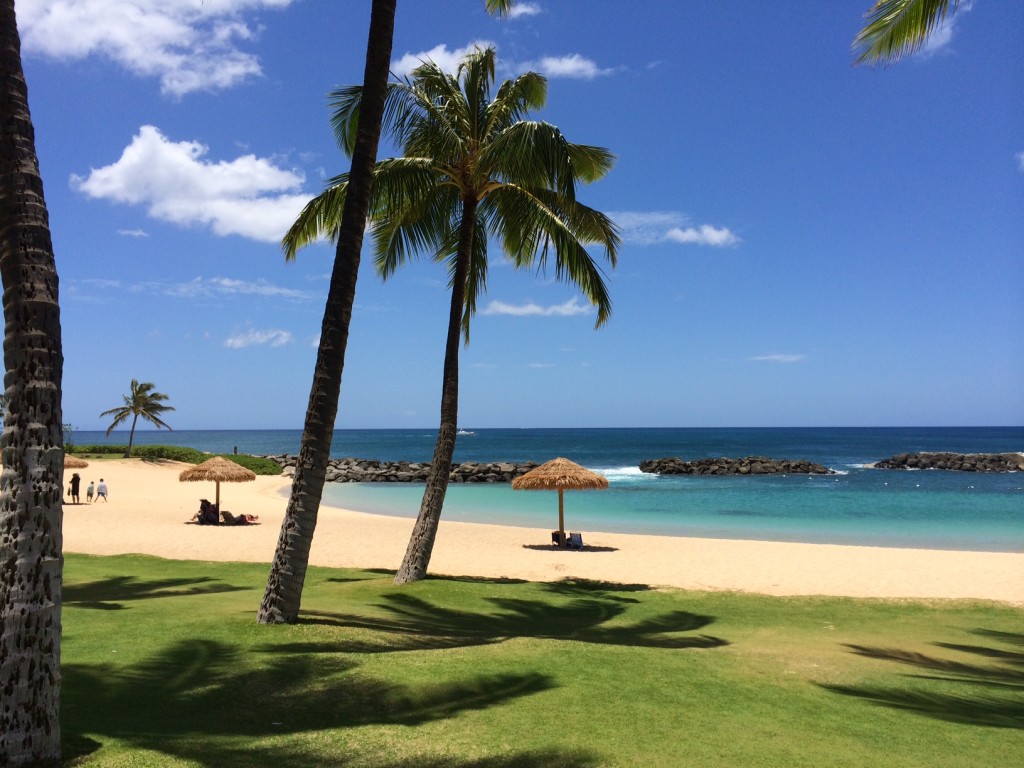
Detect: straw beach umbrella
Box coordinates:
(512, 457, 608, 544)
(64, 455, 89, 468)
(179, 456, 255, 512)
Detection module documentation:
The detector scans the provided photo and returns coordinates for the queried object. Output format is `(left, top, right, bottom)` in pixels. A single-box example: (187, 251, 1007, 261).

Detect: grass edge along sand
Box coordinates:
(60, 553, 1023, 768)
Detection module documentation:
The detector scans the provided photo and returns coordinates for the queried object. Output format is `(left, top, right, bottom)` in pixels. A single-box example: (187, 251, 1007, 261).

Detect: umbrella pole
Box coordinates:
(215, 481, 221, 513)
(558, 489, 565, 545)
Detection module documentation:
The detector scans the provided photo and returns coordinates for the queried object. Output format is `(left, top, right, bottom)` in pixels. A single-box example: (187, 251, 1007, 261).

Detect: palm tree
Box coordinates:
(285, 47, 619, 584)
(258, 0, 516, 624)
(0, 0, 64, 763)
(853, 0, 961, 64)
(100, 379, 174, 458)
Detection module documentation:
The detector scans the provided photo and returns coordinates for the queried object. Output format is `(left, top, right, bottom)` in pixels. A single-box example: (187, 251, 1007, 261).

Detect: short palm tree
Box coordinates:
(853, 0, 960, 64)
(284, 46, 619, 584)
(100, 379, 174, 458)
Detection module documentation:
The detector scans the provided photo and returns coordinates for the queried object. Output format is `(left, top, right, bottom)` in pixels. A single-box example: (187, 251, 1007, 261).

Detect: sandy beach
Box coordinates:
(61, 458, 1024, 604)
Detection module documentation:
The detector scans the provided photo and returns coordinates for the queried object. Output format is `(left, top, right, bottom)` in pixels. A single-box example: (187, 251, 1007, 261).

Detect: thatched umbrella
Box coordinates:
(511, 457, 608, 544)
(179, 456, 255, 512)
(64, 455, 89, 468)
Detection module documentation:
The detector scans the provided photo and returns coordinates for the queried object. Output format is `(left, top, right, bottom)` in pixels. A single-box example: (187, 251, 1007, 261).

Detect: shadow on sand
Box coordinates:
(521, 543, 619, 553)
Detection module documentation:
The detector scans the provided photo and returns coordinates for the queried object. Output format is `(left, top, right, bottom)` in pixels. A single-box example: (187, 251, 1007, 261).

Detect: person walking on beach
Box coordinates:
(86, 480, 95, 503)
(69, 472, 81, 504)
(95, 478, 108, 502)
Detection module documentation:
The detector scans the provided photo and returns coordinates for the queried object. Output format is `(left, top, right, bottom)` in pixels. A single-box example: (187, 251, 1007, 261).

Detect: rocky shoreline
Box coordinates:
(262, 455, 538, 483)
(639, 456, 834, 476)
(872, 452, 1024, 472)
(261, 450, 1022, 484)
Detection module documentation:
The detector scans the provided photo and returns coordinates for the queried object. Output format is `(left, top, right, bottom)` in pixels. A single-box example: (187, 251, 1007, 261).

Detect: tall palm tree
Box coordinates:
(0, 0, 64, 763)
(853, 0, 960, 64)
(100, 379, 174, 458)
(285, 47, 619, 584)
(258, 0, 516, 624)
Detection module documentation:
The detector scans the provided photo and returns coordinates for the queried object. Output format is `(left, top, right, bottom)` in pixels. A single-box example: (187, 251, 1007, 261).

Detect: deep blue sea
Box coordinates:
(73, 427, 1023, 552)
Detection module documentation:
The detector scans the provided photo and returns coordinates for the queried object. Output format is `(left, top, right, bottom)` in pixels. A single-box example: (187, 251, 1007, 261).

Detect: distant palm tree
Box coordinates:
(100, 379, 174, 458)
(0, 0, 64, 762)
(853, 0, 960, 64)
(258, 0, 517, 624)
(285, 47, 619, 584)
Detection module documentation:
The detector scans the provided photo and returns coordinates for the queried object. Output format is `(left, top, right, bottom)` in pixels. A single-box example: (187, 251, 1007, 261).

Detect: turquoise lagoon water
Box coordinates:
(73, 427, 1023, 552)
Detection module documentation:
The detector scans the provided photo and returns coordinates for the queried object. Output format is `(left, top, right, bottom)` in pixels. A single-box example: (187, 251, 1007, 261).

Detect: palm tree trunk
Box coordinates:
(0, 0, 64, 762)
(125, 412, 139, 458)
(393, 199, 477, 584)
(258, 0, 396, 624)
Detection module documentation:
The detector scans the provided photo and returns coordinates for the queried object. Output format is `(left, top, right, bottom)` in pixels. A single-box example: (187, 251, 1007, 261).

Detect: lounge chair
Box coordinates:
(567, 532, 584, 550)
(551, 530, 566, 546)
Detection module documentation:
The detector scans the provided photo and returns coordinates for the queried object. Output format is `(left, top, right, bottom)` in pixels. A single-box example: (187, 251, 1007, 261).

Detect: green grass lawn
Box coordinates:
(60, 553, 1023, 767)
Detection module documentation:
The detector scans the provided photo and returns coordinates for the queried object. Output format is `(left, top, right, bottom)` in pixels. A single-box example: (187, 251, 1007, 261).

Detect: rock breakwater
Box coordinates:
(872, 452, 1024, 472)
(639, 456, 834, 476)
(263, 455, 538, 483)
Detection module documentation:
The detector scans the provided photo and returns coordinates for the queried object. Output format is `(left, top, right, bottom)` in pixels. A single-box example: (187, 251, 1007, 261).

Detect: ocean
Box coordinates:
(71, 427, 1023, 553)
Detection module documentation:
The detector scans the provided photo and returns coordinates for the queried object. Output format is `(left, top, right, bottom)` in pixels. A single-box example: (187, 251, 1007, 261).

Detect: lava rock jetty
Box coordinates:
(872, 452, 1024, 472)
(262, 455, 538, 483)
(639, 456, 834, 476)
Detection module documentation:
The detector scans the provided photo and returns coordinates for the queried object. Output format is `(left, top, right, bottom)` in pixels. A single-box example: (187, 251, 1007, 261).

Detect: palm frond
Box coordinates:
(372, 183, 459, 279)
(460, 209, 490, 343)
(329, 81, 423, 156)
(853, 0, 958, 65)
(484, 185, 617, 326)
(483, 121, 611, 198)
(566, 142, 616, 184)
(282, 177, 350, 260)
(327, 84, 363, 156)
(458, 47, 497, 139)
(392, 71, 469, 166)
(485, 0, 516, 16)
(487, 72, 547, 135)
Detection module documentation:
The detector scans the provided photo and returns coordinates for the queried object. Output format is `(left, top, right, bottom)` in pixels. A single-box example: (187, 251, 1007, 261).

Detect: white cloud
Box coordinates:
(918, 1, 971, 59)
(611, 211, 741, 248)
(481, 297, 594, 318)
(166, 276, 312, 300)
(18, 0, 293, 97)
(392, 40, 496, 77)
(750, 354, 806, 363)
(1017, 151, 1024, 171)
(70, 125, 311, 243)
(506, 2, 541, 19)
(117, 228, 148, 237)
(392, 41, 610, 82)
(224, 328, 293, 349)
(665, 225, 740, 247)
(519, 53, 613, 79)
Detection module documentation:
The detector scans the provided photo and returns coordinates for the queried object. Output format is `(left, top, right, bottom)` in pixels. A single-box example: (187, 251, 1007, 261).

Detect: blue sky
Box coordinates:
(18, 0, 1023, 431)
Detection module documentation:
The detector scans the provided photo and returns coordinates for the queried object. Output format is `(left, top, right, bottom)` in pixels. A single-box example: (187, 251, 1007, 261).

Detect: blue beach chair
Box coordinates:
(567, 532, 584, 550)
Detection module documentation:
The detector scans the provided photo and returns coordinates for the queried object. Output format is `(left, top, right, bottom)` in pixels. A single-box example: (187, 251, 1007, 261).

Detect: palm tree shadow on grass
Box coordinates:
(821, 629, 1024, 728)
(62, 639, 572, 767)
(63, 575, 250, 610)
(294, 591, 728, 654)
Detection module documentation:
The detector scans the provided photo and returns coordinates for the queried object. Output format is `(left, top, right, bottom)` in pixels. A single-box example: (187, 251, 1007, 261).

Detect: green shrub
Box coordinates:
(133, 445, 209, 463)
(217, 453, 281, 475)
(71, 444, 130, 455)
(67, 445, 282, 474)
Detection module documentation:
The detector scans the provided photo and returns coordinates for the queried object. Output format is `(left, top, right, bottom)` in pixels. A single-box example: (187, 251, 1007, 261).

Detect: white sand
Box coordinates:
(61, 458, 1024, 603)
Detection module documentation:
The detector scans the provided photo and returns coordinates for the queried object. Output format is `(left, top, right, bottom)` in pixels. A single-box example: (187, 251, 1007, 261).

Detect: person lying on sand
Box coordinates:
(221, 511, 259, 525)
